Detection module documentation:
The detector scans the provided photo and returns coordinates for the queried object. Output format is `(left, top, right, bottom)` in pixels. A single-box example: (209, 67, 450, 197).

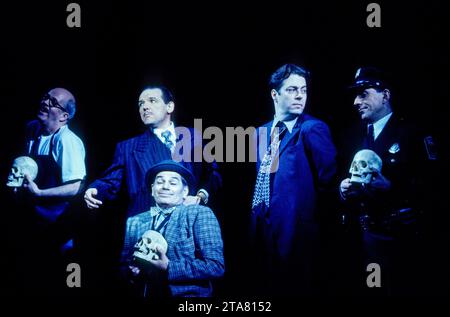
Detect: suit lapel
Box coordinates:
(278, 115, 303, 156)
(163, 205, 182, 243)
(256, 121, 273, 159)
(257, 121, 272, 149)
(374, 114, 397, 155)
(133, 129, 171, 178)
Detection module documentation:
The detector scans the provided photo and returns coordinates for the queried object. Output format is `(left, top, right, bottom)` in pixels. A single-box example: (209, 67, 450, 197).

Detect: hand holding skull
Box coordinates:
(133, 230, 169, 275)
(133, 245, 169, 279)
(340, 177, 371, 199)
(340, 178, 360, 199)
(146, 245, 169, 271)
(23, 174, 42, 197)
(342, 149, 392, 199)
(6, 156, 38, 190)
(366, 170, 391, 192)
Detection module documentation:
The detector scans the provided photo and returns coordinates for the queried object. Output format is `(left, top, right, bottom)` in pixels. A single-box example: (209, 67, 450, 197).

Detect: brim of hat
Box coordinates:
(348, 81, 383, 90)
(146, 162, 197, 192)
(348, 83, 373, 90)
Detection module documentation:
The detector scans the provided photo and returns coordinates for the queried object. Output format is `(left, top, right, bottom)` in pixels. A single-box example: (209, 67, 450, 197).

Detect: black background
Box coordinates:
(1, 0, 449, 299)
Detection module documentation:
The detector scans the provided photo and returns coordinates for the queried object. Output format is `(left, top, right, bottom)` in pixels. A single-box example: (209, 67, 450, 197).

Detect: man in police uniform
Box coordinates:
(339, 67, 437, 295)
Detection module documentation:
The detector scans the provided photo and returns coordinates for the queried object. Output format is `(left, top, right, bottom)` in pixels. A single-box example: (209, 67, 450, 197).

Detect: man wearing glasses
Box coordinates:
(21, 87, 86, 294)
(250, 64, 337, 296)
(24, 88, 86, 217)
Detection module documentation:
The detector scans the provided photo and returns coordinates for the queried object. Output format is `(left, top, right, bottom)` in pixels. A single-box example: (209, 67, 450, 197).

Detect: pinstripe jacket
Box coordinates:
(121, 204, 225, 297)
(89, 129, 170, 216)
(89, 128, 222, 217)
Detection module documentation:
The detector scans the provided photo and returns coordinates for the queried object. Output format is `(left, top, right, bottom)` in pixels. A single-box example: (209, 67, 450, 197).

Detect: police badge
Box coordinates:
(388, 142, 400, 154)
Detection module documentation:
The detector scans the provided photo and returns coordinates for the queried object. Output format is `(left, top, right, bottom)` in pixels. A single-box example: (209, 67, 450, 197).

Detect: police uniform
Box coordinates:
(340, 67, 436, 295)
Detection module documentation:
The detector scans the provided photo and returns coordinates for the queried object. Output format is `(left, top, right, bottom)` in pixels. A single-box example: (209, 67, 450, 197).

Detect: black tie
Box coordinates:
(367, 124, 375, 149)
(273, 121, 288, 143)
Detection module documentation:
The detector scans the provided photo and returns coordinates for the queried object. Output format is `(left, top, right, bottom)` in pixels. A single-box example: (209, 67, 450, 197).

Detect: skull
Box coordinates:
(133, 230, 168, 262)
(349, 149, 382, 184)
(6, 156, 38, 188)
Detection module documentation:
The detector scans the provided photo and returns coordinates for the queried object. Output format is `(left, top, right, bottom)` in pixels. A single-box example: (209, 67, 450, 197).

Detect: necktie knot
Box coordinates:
(270, 121, 288, 146)
(161, 130, 174, 150)
(161, 130, 171, 140)
(275, 120, 287, 131)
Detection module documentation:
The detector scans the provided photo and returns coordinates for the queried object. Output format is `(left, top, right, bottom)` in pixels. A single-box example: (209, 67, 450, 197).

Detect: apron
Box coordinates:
(29, 129, 70, 224)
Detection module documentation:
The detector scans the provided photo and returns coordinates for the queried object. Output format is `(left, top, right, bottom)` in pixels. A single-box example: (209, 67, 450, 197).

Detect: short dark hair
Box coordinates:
(269, 64, 310, 92)
(141, 85, 175, 104)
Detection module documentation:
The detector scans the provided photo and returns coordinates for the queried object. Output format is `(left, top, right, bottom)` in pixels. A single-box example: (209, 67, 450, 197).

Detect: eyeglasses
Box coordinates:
(285, 86, 307, 95)
(40, 93, 67, 112)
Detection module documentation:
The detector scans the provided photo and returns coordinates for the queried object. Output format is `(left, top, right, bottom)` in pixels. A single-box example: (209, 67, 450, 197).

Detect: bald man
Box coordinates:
(13, 87, 86, 295)
(24, 87, 86, 224)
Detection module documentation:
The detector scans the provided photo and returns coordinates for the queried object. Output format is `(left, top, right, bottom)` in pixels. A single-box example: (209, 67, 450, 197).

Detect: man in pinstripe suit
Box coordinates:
(120, 160, 224, 297)
(83, 85, 221, 218)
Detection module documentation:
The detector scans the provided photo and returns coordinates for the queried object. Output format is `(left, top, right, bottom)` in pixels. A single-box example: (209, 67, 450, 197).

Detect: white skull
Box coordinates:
(133, 230, 168, 262)
(349, 149, 382, 184)
(6, 156, 38, 188)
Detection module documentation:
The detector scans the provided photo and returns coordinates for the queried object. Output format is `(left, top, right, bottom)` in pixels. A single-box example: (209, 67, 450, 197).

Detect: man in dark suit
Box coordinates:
(83, 85, 221, 218)
(339, 67, 436, 295)
(250, 64, 337, 295)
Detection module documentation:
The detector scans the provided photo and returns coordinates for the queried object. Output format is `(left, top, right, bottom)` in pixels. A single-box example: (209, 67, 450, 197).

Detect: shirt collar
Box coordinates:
(40, 124, 66, 138)
(272, 116, 298, 133)
(152, 121, 176, 138)
(150, 205, 177, 217)
(371, 112, 393, 140)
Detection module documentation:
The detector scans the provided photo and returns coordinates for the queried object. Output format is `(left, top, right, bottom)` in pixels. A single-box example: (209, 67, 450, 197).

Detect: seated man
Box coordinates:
(120, 160, 224, 297)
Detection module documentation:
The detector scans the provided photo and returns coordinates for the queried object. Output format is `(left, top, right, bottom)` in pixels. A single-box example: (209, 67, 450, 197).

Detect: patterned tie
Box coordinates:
(252, 121, 287, 210)
(151, 206, 175, 234)
(367, 124, 375, 150)
(152, 211, 163, 230)
(161, 130, 174, 151)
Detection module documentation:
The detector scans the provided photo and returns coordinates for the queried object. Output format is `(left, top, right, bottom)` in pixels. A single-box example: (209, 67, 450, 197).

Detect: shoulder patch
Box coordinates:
(424, 136, 437, 160)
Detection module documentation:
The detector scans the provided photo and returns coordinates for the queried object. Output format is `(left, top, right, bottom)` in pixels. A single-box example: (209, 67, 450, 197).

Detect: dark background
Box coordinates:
(1, 0, 448, 298)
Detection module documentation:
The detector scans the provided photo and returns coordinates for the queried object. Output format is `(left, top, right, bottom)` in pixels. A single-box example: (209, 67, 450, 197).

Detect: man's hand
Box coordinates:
(339, 178, 367, 199)
(183, 195, 201, 206)
(129, 265, 141, 277)
(23, 174, 42, 197)
(368, 171, 391, 192)
(340, 172, 392, 201)
(148, 245, 169, 271)
(134, 245, 170, 279)
(84, 188, 103, 209)
(339, 178, 352, 199)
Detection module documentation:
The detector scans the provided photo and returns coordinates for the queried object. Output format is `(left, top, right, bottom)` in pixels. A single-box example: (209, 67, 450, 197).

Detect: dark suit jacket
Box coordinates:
(343, 113, 428, 232)
(252, 113, 337, 260)
(89, 128, 221, 217)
